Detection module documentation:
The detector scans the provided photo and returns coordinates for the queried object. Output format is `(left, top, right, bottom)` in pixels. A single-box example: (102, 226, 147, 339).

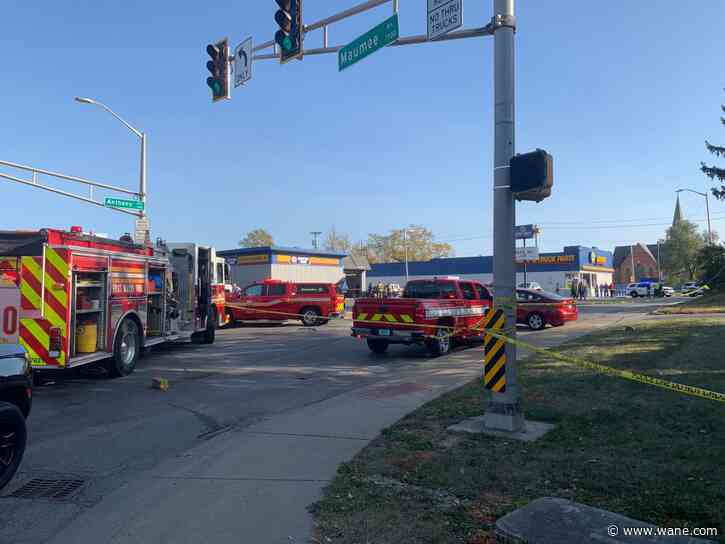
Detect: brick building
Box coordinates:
(613, 243, 660, 285)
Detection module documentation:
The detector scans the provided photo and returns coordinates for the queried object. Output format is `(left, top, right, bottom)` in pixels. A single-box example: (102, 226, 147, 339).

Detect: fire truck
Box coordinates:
(0, 227, 216, 378)
(211, 250, 232, 328)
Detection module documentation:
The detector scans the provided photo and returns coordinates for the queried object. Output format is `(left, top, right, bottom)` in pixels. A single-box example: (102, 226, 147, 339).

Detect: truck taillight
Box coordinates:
(49, 326, 62, 357)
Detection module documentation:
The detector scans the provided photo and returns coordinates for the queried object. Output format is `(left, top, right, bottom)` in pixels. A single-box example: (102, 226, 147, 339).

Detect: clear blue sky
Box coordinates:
(1, 1, 724, 256)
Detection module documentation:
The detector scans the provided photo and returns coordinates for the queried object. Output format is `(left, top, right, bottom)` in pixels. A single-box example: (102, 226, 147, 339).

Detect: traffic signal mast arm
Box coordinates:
(252, 0, 497, 62)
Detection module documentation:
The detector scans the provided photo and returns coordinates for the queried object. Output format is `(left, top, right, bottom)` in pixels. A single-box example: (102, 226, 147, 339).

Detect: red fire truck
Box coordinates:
(0, 227, 216, 378)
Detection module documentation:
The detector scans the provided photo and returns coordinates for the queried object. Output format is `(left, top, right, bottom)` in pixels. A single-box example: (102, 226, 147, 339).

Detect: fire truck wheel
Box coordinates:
(203, 309, 216, 344)
(426, 326, 452, 357)
(109, 318, 141, 377)
(0, 402, 27, 490)
(301, 307, 321, 327)
(366, 338, 389, 354)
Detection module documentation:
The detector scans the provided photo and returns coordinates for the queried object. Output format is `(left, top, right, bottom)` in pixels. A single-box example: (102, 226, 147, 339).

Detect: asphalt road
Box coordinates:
(0, 298, 676, 544)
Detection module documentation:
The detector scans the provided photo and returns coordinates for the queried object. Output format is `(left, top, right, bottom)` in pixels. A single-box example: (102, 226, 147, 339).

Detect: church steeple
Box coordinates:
(673, 195, 683, 226)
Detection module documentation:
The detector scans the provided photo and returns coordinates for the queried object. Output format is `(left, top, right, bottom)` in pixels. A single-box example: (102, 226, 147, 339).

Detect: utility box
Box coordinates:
(510, 149, 553, 202)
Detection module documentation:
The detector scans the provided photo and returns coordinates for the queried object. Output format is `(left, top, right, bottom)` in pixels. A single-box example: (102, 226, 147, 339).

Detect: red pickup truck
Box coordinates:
(352, 278, 492, 356)
(226, 279, 345, 326)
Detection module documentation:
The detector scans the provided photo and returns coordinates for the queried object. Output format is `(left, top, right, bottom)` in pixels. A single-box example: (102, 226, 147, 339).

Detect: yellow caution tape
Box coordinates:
(485, 328, 725, 404)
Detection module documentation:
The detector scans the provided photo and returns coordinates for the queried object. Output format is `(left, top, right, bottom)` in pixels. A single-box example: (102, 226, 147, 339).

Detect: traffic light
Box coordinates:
(274, 0, 303, 63)
(206, 38, 231, 102)
(510, 149, 554, 202)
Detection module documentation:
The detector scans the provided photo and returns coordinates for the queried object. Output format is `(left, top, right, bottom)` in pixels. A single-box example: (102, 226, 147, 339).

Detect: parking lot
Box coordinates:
(0, 298, 677, 544)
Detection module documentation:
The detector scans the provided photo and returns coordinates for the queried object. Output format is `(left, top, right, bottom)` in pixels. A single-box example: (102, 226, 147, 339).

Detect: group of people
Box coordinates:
(565, 280, 616, 300)
(366, 281, 402, 298)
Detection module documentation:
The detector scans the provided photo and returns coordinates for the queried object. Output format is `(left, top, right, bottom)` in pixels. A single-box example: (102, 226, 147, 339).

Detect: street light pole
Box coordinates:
(403, 228, 409, 283)
(483, 0, 523, 432)
(75, 97, 148, 239)
(676, 188, 713, 245)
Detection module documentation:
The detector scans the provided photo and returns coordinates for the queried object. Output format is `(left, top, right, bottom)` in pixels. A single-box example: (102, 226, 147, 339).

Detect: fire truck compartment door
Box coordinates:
(171, 250, 194, 325)
(0, 286, 21, 345)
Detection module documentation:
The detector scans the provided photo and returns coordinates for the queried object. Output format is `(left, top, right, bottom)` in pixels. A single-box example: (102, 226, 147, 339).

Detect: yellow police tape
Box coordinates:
(484, 328, 725, 404)
(224, 302, 725, 403)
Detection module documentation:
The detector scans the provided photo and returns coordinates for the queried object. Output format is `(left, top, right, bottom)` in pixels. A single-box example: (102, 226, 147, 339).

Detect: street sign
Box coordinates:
(515, 246, 539, 262)
(514, 224, 537, 240)
(339, 14, 399, 72)
(105, 197, 144, 211)
(133, 218, 150, 245)
(427, 0, 463, 41)
(234, 37, 252, 87)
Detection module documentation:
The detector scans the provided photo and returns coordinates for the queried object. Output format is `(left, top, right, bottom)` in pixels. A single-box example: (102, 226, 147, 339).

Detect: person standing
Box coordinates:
(610, 282, 615, 297)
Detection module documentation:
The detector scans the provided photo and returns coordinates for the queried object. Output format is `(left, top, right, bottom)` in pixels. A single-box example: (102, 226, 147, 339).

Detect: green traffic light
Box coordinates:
(282, 36, 293, 51)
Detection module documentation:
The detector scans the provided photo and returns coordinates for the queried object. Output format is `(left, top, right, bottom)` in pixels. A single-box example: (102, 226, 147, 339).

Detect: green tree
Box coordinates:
(697, 244, 725, 289)
(660, 220, 706, 281)
(366, 226, 453, 264)
(701, 92, 725, 200)
(239, 229, 274, 248)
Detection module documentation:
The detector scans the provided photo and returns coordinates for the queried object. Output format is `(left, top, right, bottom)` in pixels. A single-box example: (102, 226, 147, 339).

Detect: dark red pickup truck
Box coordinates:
(352, 278, 492, 356)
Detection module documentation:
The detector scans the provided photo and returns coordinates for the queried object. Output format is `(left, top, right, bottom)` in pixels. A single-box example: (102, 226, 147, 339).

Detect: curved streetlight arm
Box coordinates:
(75, 97, 143, 139)
(676, 188, 707, 198)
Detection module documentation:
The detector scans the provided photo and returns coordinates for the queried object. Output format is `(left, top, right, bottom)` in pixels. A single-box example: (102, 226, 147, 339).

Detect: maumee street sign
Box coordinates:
(105, 197, 144, 211)
(338, 14, 399, 71)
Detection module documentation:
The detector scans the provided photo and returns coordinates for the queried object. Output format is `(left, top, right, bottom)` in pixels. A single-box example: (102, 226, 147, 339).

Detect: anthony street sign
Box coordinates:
(515, 246, 539, 262)
(427, 0, 462, 41)
(105, 197, 144, 211)
(339, 14, 399, 72)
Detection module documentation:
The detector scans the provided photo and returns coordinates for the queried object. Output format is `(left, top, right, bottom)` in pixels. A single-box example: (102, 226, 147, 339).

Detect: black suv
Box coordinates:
(0, 344, 32, 490)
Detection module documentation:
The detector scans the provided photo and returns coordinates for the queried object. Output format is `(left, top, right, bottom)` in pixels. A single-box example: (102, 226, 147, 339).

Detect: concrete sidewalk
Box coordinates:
(48, 360, 483, 544)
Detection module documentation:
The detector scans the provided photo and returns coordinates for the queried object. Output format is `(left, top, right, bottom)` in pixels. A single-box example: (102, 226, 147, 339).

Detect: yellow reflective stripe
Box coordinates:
(43, 303, 65, 330)
(22, 318, 49, 349)
(384, 314, 397, 323)
(22, 256, 43, 284)
(490, 376, 506, 392)
(357, 313, 368, 321)
(484, 354, 506, 383)
(45, 246, 69, 277)
(400, 314, 414, 323)
(370, 314, 383, 321)
(20, 279, 41, 309)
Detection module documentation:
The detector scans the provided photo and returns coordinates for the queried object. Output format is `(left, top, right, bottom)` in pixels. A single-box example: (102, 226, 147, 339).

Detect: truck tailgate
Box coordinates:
(353, 297, 418, 328)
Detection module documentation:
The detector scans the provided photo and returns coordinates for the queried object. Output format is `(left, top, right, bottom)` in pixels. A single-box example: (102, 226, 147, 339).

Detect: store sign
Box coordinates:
(277, 255, 340, 266)
(515, 247, 539, 262)
(234, 254, 269, 265)
(589, 251, 608, 266)
(530, 254, 576, 265)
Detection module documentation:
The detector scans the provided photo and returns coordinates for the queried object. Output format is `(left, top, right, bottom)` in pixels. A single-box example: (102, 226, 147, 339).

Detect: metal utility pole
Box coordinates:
(657, 240, 662, 281)
(676, 188, 713, 245)
(403, 228, 409, 283)
(483, 0, 522, 432)
(311, 231, 322, 249)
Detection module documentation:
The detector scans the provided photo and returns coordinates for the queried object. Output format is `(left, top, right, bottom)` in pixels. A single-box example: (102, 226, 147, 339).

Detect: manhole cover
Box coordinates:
(8, 479, 85, 500)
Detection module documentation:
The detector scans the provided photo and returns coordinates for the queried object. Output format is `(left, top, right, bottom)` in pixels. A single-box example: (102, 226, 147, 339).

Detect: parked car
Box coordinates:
(681, 281, 699, 294)
(518, 281, 542, 291)
(661, 285, 674, 297)
(516, 289, 578, 330)
(0, 344, 32, 490)
(629, 282, 653, 297)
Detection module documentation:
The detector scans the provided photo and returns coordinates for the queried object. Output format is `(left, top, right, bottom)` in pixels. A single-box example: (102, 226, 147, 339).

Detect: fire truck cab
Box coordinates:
(0, 228, 215, 378)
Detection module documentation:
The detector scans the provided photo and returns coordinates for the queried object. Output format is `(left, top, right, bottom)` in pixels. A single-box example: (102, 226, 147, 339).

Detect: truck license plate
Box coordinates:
(377, 329, 391, 336)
